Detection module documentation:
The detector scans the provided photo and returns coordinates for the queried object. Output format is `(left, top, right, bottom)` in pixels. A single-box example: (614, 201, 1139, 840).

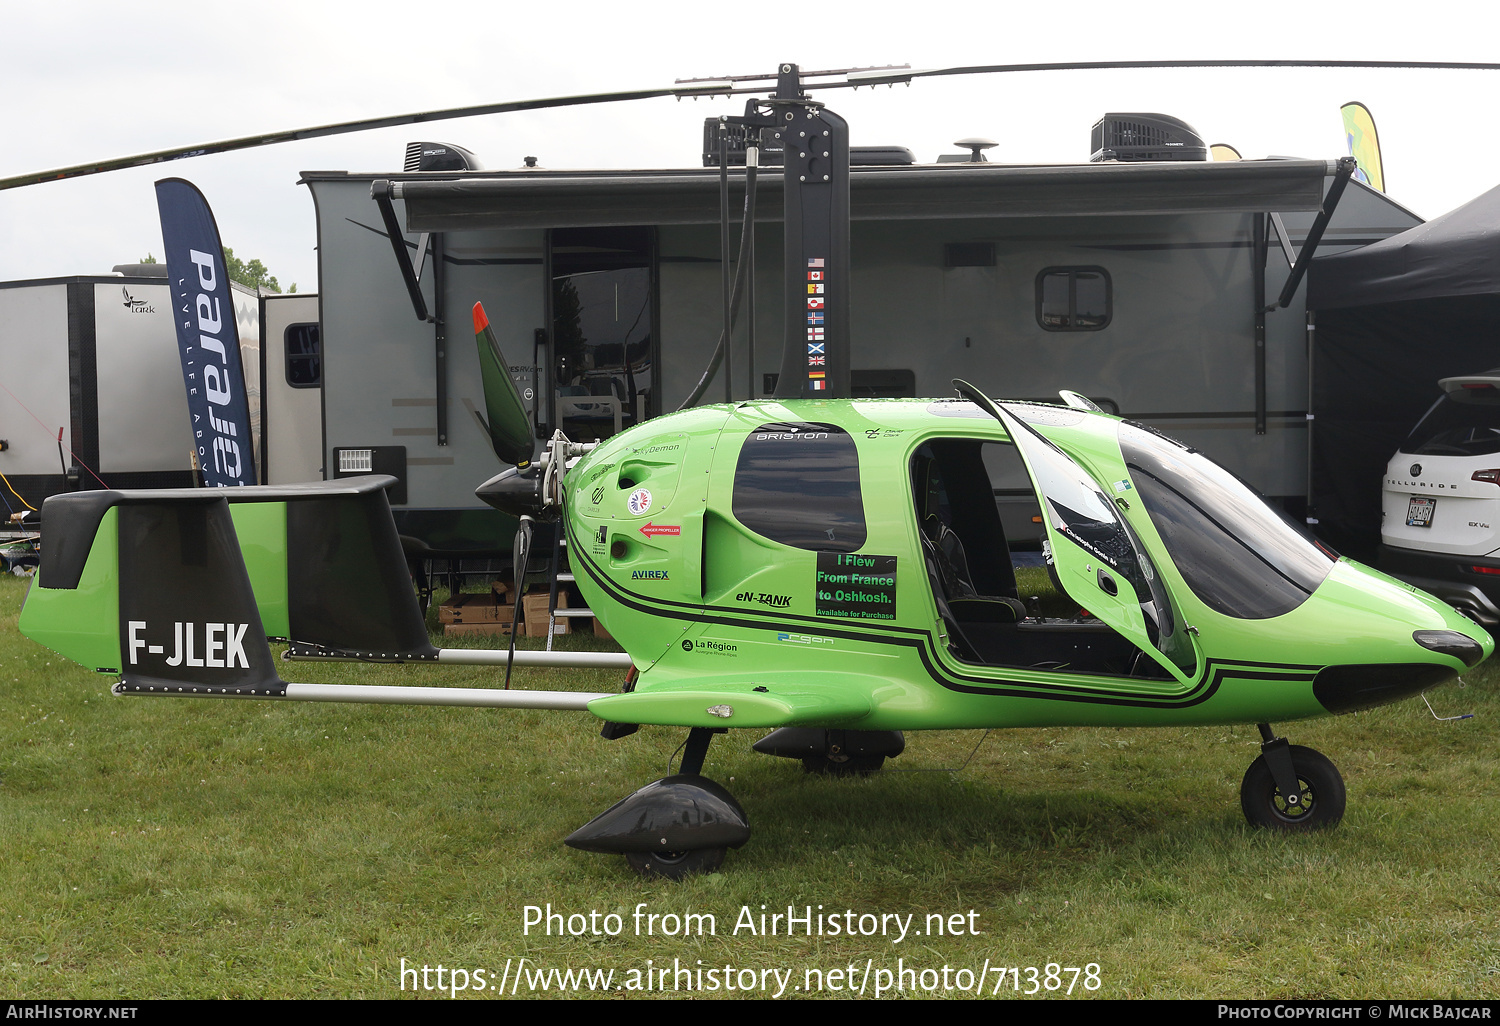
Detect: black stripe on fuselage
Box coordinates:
(565, 516, 1319, 709)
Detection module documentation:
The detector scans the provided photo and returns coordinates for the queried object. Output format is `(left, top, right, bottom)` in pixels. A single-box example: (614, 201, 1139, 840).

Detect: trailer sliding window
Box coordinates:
(1036, 267, 1111, 331)
(285, 323, 321, 388)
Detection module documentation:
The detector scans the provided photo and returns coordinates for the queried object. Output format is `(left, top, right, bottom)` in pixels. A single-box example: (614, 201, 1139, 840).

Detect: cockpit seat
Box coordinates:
(921, 514, 1026, 623)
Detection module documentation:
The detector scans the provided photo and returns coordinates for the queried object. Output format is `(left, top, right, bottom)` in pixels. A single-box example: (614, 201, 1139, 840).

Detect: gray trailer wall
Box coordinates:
(306, 178, 542, 551)
(660, 212, 1306, 497)
(306, 165, 1419, 547)
(0, 283, 74, 489)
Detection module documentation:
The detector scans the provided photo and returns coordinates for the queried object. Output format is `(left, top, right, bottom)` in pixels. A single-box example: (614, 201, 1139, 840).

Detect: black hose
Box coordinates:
(677, 166, 758, 410)
(504, 517, 533, 690)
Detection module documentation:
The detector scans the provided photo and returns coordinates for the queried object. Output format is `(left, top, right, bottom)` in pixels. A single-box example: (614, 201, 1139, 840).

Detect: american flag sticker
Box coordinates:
(807, 297, 824, 309)
(807, 258, 825, 268)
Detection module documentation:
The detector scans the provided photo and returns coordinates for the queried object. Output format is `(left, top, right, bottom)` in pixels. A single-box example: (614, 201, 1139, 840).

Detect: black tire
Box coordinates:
(801, 754, 885, 776)
(624, 846, 726, 880)
(1240, 745, 1346, 831)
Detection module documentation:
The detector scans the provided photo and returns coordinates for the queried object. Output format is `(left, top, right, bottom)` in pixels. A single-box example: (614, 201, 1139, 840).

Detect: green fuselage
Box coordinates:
(566, 397, 1491, 732)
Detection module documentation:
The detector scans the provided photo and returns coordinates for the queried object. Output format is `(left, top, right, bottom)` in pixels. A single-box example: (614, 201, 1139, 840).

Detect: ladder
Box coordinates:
(543, 532, 595, 651)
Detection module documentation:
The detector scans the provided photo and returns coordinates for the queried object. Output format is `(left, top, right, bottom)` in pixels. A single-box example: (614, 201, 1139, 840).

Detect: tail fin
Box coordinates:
(473, 301, 535, 466)
(21, 490, 285, 695)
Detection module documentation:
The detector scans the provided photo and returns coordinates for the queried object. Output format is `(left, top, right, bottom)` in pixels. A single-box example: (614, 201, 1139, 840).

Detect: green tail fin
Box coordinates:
(473, 301, 535, 466)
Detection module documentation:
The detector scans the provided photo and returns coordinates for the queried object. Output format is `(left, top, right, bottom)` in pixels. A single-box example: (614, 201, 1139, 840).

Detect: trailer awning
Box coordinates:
(383, 159, 1333, 232)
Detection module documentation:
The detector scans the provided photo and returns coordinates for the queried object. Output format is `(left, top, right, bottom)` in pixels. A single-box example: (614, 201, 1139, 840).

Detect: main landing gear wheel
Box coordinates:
(1240, 744, 1346, 831)
(625, 847, 727, 880)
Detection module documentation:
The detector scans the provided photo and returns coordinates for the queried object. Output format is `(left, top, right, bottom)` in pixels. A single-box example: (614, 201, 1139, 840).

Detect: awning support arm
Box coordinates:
(1271, 156, 1357, 311)
(371, 179, 432, 323)
(1267, 212, 1297, 269)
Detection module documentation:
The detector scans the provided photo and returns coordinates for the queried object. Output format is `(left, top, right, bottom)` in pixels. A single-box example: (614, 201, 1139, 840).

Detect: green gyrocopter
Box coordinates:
(12, 64, 1495, 878)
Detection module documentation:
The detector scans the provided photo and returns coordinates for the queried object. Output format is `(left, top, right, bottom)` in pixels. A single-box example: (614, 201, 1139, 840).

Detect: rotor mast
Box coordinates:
(760, 63, 851, 401)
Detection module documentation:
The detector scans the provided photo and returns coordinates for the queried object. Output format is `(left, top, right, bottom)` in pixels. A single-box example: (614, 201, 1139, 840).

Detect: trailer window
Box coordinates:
(1036, 267, 1111, 331)
(285, 323, 321, 388)
(732, 422, 866, 552)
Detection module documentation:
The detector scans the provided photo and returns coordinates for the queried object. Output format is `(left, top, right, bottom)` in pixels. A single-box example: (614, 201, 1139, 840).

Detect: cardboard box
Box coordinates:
(439, 592, 507, 624)
(523, 590, 569, 637)
(444, 621, 521, 638)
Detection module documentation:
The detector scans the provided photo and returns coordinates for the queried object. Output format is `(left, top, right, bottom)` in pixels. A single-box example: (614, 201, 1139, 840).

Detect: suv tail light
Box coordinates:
(1472, 470, 1500, 485)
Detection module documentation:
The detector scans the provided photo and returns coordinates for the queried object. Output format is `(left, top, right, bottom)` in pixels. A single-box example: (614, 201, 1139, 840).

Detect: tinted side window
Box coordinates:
(285, 323, 321, 388)
(732, 422, 866, 552)
(1036, 267, 1111, 331)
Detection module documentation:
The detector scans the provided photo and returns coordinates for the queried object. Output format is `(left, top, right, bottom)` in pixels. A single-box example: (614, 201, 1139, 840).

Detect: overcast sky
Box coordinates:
(4, 0, 1499, 293)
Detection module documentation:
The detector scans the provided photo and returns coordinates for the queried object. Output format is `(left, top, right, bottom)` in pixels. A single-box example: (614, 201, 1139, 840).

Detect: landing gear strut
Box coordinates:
(1239, 723, 1346, 831)
(564, 727, 750, 879)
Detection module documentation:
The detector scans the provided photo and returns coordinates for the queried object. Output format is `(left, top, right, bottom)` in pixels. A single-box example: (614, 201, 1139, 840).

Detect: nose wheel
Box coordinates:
(1240, 726, 1345, 831)
(565, 728, 749, 879)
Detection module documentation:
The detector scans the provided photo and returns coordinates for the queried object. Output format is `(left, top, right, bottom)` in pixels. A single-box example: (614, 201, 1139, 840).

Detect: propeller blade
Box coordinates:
(473, 302, 536, 467)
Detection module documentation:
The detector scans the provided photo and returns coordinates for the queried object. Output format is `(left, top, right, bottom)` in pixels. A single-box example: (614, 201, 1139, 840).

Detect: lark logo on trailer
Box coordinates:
(121, 287, 155, 314)
(127, 620, 251, 669)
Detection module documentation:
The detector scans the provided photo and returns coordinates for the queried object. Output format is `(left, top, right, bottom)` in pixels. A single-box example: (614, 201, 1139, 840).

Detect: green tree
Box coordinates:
(223, 247, 280, 293)
(140, 249, 295, 293)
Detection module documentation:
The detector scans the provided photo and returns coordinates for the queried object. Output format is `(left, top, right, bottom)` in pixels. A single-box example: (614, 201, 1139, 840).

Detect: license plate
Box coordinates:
(1406, 496, 1435, 527)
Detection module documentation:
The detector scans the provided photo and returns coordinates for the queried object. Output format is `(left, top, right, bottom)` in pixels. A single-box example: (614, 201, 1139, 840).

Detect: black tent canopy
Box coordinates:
(1310, 183, 1500, 309)
(1308, 182, 1500, 558)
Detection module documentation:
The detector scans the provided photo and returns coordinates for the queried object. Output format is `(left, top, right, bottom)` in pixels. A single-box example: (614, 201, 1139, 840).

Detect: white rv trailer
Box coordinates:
(0, 267, 320, 518)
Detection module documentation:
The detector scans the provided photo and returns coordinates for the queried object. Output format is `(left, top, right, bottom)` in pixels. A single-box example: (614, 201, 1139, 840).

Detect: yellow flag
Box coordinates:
(1341, 101, 1385, 193)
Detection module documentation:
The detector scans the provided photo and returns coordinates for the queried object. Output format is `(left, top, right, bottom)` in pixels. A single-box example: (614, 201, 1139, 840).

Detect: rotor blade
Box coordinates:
(0, 85, 689, 192)
(10, 59, 1500, 193)
(901, 58, 1500, 83)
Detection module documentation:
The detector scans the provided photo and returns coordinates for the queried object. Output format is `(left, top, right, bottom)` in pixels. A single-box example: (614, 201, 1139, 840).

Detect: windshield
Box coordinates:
(1401, 387, 1500, 457)
(1120, 422, 1335, 620)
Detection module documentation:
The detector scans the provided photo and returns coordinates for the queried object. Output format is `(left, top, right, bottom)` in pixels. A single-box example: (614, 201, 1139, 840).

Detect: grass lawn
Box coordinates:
(2, 573, 1498, 999)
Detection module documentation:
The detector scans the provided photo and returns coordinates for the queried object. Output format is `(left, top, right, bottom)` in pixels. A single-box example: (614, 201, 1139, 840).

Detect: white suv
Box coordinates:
(1380, 371, 1500, 624)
